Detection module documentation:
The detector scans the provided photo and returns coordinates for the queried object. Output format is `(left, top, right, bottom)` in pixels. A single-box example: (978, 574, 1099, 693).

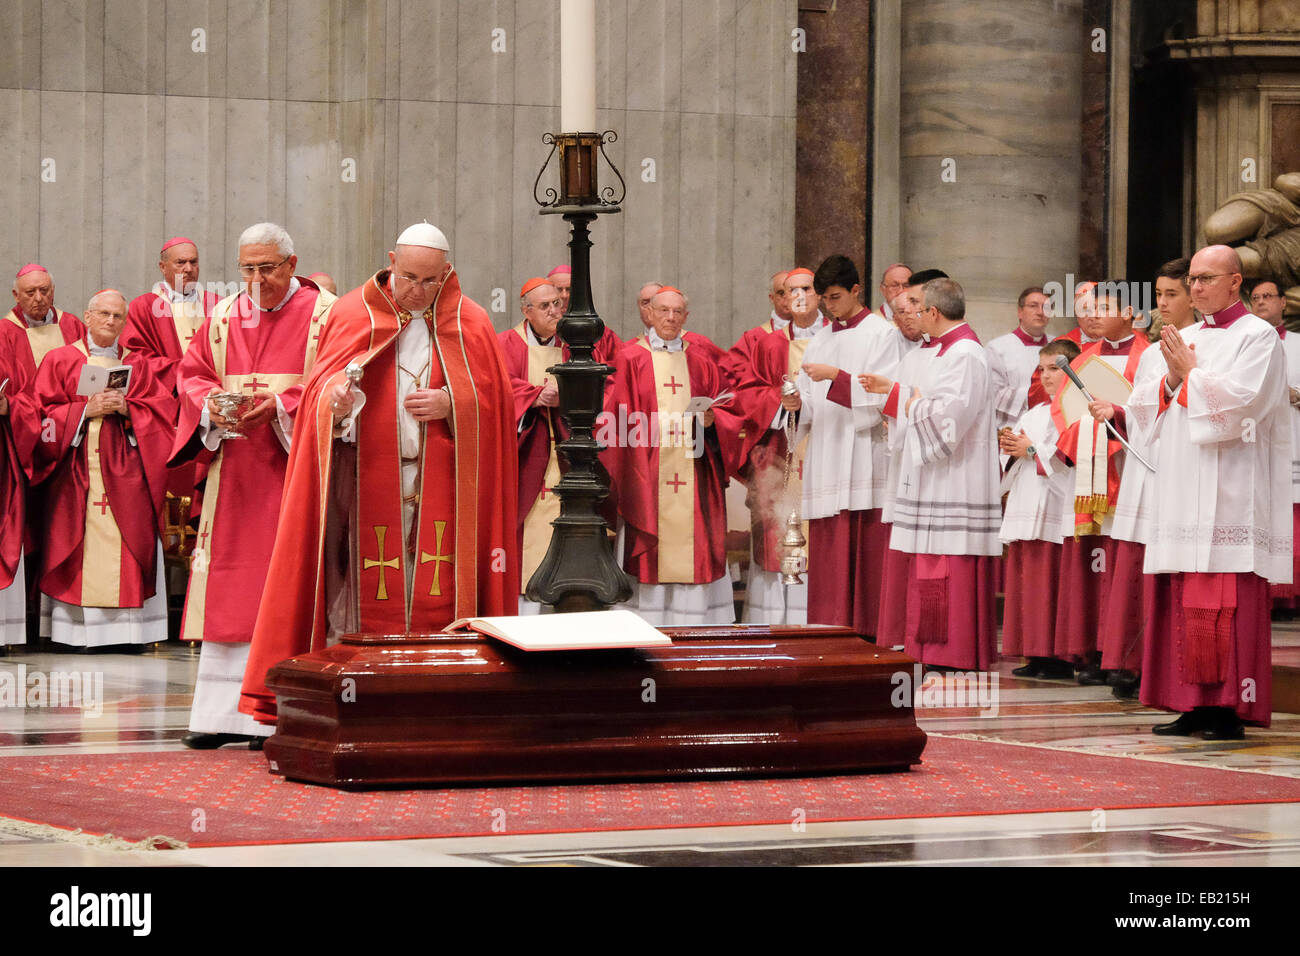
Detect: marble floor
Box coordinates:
(1, 627, 1298, 868)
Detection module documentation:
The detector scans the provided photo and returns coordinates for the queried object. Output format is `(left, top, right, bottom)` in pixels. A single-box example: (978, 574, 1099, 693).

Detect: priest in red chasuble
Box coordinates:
(501, 276, 619, 613)
(239, 223, 518, 726)
(122, 237, 223, 503)
(730, 268, 827, 623)
(170, 222, 335, 748)
(601, 286, 742, 625)
(30, 290, 172, 648)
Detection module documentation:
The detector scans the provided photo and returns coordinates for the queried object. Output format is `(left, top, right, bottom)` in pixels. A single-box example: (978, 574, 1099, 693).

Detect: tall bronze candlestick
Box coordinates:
(527, 130, 630, 611)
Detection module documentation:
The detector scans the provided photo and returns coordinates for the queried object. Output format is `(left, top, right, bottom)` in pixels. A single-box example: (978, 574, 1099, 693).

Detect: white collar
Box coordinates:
(250, 277, 300, 313)
(162, 280, 200, 303)
(647, 328, 684, 352)
(88, 338, 120, 359)
(23, 308, 55, 327)
(790, 313, 826, 340)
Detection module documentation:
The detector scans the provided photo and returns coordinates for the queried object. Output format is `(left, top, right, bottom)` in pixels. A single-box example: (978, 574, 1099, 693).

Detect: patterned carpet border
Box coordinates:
(3, 735, 1300, 849)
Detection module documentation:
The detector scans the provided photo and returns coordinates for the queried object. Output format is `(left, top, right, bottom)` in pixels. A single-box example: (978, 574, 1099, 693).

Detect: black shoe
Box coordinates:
(1077, 666, 1109, 686)
(1011, 658, 1045, 678)
(1110, 670, 1140, 699)
(1203, 711, 1245, 741)
(1152, 710, 1210, 736)
(248, 737, 266, 751)
(182, 732, 257, 749)
(1041, 658, 1078, 679)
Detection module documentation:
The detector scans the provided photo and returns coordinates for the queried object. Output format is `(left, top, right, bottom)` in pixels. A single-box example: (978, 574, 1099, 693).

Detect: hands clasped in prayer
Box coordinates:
(85, 389, 128, 418)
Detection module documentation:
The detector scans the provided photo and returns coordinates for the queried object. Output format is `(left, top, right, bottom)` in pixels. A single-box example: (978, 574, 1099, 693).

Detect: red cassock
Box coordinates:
(731, 325, 809, 571)
(601, 338, 742, 585)
(498, 321, 621, 578)
(720, 319, 782, 389)
(30, 340, 172, 607)
(239, 270, 519, 725)
(1, 308, 85, 556)
(123, 286, 223, 501)
(168, 278, 332, 644)
(0, 346, 29, 595)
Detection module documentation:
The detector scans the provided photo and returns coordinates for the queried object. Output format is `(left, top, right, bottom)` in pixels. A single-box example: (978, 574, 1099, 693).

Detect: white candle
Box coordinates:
(560, 0, 597, 132)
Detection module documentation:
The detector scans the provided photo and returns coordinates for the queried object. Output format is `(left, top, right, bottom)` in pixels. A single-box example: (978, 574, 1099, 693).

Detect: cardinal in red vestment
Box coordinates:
(122, 237, 223, 505)
(500, 276, 620, 612)
(239, 223, 518, 726)
(600, 286, 743, 625)
(30, 291, 172, 647)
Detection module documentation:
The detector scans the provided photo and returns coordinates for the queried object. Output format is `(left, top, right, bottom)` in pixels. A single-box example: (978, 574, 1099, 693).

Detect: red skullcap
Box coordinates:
(520, 277, 553, 299)
(652, 285, 685, 300)
(15, 263, 47, 278)
(160, 237, 197, 254)
(787, 268, 814, 281)
(546, 265, 571, 278)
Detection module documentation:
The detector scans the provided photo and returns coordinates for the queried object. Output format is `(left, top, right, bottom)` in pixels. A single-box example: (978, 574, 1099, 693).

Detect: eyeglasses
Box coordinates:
(238, 256, 291, 278)
(1250, 292, 1281, 302)
(1188, 273, 1233, 285)
(394, 273, 444, 291)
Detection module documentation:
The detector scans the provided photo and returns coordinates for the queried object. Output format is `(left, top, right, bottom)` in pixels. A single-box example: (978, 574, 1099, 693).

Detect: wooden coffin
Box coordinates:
(263, 623, 928, 788)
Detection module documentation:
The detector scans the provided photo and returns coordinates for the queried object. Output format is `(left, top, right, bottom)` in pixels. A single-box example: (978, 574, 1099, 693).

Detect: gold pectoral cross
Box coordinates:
(418, 520, 453, 597)
(363, 525, 401, 601)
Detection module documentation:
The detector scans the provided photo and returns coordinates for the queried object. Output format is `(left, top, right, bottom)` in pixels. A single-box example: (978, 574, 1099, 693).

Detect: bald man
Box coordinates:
(1094, 245, 1291, 739)
(29, 291, 173, 649)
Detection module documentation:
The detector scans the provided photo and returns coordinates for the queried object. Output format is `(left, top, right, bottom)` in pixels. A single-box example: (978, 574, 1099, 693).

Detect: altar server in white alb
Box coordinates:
(998, 339, 1079, 679)
(861, 277, 1002, 669)
(793, 254, 903, 639)
(986, 286, 1051, 430)
(1093, 245, 1291, 740)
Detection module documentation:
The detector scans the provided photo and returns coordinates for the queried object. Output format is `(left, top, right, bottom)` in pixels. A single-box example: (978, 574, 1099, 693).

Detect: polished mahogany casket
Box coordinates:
(263, 623, 928, 789)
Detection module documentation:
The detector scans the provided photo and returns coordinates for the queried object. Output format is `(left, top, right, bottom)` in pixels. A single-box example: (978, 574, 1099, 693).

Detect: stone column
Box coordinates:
(898, 0, 1084, 339)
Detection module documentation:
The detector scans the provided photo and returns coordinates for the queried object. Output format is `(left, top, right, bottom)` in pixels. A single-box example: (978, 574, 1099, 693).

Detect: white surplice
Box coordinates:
(795, 312, 904, 520)
(1127, 310, 1292, 581)
(887, 325, 1002, 557)
(999, 403, 1071, 544)
(986, 328, 1048, 429)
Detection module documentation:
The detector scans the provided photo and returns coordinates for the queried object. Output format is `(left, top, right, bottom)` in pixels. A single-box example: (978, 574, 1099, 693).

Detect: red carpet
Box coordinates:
(2, 736, 1299, 848)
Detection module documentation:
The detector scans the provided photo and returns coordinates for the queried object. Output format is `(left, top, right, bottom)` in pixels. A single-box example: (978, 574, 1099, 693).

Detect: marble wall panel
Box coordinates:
(224, 0, 275, 101)
(101, 93, 168, 293)
(900, 0, 1084, 340)
(39, 91, 105, 307)
(512, 0, 559, 110)
(284, 100, 341, 284)
(103, 0, 167, 95)
(731, 113, 794, 334)
(396, 0, 461, 102)
(285, 0, 336, 103)
(595, 1, 628, 116)
(455, 0, 516, 107)
(0, 90, 37, 275)
(339, 0, 383, 102)
(676, 112, 736, 346)
(164, 0, 227, 98)
(510, 104, 567, 325)
(161, 94, 224, 274)
(0, 1, 41, 91)
(624, 0, 683, 114)
(620, 109, 681, 340)
(734, 0, 794, 119)
(393, 99, 459, 257)
(452, 102, 514, 310)
(40, 0, 104, 94)
(680, 0, 736, 117)
(221, 98, 288, 243)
